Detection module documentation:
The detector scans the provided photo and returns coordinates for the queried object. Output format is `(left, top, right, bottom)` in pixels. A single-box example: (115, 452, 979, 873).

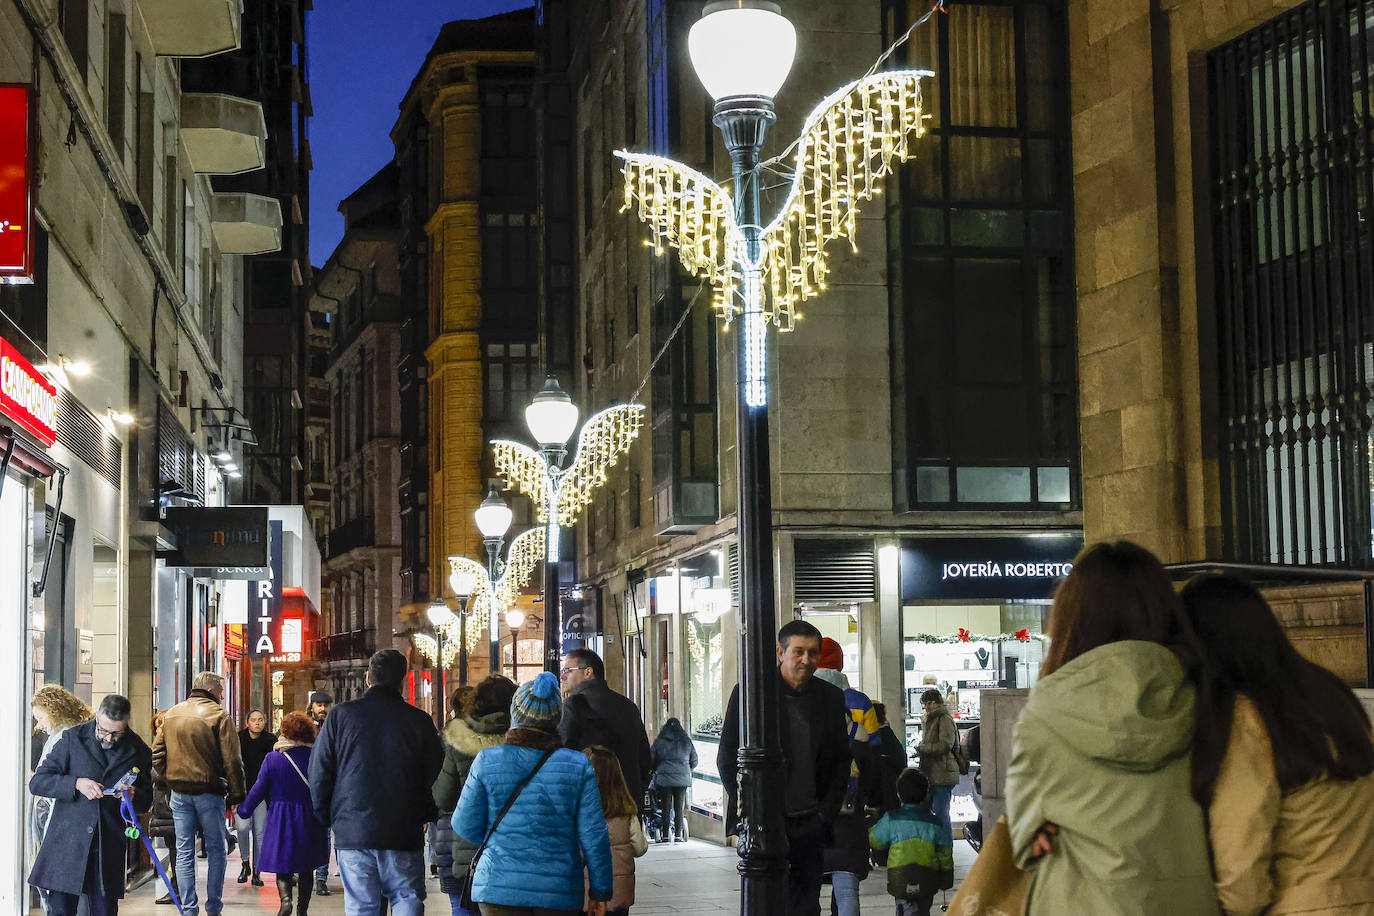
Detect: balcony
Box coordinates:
(181, 94, 266, 175)
(211, 192, 282, 254)
(315, 628, 376, 663)
(327, 515, 375, 560)
(138, 0, 242, 58)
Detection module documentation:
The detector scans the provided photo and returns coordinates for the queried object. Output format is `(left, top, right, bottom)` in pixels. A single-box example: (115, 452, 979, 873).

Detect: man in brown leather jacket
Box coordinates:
(152, 671, 245, 916)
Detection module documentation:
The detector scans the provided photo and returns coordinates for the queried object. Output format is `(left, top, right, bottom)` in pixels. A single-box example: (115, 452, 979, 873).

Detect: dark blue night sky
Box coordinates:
(307, 0, 532, 266)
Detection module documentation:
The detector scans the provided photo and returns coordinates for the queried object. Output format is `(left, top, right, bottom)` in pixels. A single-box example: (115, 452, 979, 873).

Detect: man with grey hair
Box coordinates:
(153, 671, 245, 916)
(29, 694, 152, 915)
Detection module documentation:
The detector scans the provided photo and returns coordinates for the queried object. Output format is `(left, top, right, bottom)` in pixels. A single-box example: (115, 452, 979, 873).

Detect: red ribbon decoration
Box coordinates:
(1015, 628, 1031, 642)
(957, 628, 971, 642)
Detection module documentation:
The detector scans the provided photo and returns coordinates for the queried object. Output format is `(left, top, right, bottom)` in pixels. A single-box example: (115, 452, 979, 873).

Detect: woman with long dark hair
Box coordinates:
(1004, 541, 1218, 915)
(1182, 574, 1374, 914)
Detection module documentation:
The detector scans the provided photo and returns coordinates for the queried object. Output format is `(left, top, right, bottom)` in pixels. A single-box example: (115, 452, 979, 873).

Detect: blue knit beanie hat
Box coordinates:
(511, 671, 563, 730)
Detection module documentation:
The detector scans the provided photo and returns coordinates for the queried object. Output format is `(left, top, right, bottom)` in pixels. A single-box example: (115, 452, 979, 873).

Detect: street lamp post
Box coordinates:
(687, 4, 796, 911)
(474, 486, 514, 674)
(426, 598, 457, 723)
(522, 377, 579, 672)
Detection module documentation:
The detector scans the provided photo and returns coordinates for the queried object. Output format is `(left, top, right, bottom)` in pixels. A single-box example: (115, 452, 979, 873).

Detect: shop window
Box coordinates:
(888, 0, 1078, 510)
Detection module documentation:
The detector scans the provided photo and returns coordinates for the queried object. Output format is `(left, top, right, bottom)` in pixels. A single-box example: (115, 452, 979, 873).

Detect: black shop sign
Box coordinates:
(901, 535, 1082, 601)
(164, 507, 268, 569)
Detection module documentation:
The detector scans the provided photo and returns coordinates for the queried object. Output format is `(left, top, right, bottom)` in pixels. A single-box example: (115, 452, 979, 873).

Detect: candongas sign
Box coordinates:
(0, 336, 57, 445)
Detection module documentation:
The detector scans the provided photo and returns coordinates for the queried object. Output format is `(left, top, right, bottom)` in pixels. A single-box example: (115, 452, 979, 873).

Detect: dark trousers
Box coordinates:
(46, 892, 116, 916)
(786, 815, 826, 916)
(656, 785, 687, 838)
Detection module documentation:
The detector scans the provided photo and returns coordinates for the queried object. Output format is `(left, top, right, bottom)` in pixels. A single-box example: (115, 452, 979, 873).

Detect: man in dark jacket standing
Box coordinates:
(718, 619, 851, 916)
(309, 649, 443, 915)
(559, 647, 653, 808)
(152, 671, 244, 916)
(29, 694, 152, 916)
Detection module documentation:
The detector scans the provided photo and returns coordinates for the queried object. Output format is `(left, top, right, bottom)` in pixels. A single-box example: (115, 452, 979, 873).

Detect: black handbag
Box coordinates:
(458, 747, 558, 908)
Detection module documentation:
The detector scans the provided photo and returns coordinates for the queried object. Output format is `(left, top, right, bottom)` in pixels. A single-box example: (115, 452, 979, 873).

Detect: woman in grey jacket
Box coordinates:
(650, 718, 697, 843)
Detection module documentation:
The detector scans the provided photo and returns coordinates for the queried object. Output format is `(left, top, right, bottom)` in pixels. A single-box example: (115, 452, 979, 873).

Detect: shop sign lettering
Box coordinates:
(940, 561, 1074, 580)
(248, 520, 284, 658)
(0, 336, 57, 445)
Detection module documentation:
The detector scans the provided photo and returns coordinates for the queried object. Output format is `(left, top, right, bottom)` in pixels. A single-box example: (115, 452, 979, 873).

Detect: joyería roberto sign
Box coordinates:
(902, 536, 1081, 600)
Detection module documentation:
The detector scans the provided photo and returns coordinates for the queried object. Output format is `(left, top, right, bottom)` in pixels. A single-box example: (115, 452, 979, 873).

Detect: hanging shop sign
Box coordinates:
(0, 85, 35, 282)
(0, 336, 56, 445)
(248, 519, 285, 658)
(164, 506, 269, 569)
(901, 535, 1082, 601)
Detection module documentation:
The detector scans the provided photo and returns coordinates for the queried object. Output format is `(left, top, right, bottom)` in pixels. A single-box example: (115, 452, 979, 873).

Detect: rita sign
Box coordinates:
(0, 336, 57, 445)
(0, 85, 35, 281)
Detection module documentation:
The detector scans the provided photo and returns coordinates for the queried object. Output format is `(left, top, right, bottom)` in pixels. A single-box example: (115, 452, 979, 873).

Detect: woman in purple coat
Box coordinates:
(238, 711, 329, 916)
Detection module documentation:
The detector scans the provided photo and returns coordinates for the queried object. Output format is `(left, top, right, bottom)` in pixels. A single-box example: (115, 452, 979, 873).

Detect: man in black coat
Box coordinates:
(29, 694, 153, 916)
(718, 619, 852, 916)
(559, 647, 653, 807)
(309, 649, 443, 915)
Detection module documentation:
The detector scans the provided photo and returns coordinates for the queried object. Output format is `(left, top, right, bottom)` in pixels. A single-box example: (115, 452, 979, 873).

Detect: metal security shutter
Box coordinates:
(157, 401, 204, 501)
(728, 544, 739, 604)
(793, 537, 876, 603)
(56, 393, 121, 490)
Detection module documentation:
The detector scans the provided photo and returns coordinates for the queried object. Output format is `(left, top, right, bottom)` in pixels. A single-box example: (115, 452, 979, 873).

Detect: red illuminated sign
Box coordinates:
(0, 336, 57, 445)
(0, 85, 34, 281)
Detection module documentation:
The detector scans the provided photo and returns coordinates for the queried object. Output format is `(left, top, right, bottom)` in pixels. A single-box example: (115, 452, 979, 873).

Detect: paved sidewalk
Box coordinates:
(122, 837, 977, 914)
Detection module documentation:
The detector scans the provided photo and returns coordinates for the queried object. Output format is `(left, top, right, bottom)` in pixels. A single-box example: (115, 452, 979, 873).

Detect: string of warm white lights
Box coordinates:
(491, 404, 646, 563)
(617, 69, 932, 332)
(440, 527, 546, 654)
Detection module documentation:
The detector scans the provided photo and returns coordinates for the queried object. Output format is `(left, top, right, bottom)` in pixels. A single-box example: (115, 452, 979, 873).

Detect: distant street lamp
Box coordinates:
(617, 3, 932, 913)
(424, 598, 456, 722)
(492, 376, 644, 672)
(475, 486, 514, 674)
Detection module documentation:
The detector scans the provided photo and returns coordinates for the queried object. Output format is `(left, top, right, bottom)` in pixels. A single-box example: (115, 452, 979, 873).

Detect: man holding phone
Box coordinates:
(28, 694, 153, 916)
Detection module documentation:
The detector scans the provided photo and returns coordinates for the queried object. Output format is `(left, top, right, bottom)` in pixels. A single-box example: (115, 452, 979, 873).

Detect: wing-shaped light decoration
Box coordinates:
(618, 69, 931, 330)
(412, 631, 461, 669)
(490, 439, 554, 522)
(554, 404, 646, 528)
(617, 154, 741, 321)
(492, 527, 545, 613)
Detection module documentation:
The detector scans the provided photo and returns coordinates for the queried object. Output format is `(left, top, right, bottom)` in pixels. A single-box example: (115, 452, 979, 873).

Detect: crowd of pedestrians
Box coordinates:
(20, 537, 1374, 916)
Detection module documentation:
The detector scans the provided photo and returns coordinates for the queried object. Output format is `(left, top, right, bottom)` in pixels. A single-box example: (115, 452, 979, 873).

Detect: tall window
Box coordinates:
(484, 342, 537, 431)
(888, 0, 1077, 509)
(1209, 0, 1374, 565)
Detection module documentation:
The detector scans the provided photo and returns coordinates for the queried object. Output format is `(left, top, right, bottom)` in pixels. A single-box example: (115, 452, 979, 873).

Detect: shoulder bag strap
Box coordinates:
(279, 748, 311, 789)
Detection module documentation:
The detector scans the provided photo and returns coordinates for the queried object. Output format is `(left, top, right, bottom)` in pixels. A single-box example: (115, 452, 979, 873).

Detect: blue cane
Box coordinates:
(118, 788, 185, 914)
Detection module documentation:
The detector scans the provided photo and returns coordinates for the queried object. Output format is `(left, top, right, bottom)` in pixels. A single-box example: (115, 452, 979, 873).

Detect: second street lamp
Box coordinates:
(474, 486, 514, 674)
(523, 376, 578, 672)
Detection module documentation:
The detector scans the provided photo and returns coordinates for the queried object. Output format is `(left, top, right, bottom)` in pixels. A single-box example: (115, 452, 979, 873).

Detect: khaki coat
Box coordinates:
(1208, 696, 1374, 915)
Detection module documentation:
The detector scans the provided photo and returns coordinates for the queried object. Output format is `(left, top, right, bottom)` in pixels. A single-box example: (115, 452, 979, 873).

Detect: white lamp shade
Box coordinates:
(426, 601, 456, 628)
(688, 2, 797, 101)
(525, 376, 579, 447)
(449, 566, 480, 598)
(474, 489, 514, 538)
(505, 609, 525, 629)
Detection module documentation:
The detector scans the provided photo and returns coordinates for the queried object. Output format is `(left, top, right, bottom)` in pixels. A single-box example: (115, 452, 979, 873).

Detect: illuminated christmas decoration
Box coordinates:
(491, 403, 645, 563)
(617, 69, 931, 333)
(270, 670, 285, 687)
(909, 629, 1048, 645)
(412, 630, 460, 670)
(445, 527, 546, 653)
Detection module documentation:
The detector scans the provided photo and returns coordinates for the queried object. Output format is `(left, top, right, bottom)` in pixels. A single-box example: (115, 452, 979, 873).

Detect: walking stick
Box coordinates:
(117, 784, 186, 914)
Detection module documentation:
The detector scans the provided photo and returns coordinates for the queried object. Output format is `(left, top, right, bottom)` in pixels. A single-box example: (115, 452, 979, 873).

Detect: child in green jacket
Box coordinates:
(869, 769, 955, 916)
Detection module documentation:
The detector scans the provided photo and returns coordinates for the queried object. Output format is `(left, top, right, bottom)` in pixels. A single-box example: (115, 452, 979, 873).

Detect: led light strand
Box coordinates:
(617, 69, 931, 330)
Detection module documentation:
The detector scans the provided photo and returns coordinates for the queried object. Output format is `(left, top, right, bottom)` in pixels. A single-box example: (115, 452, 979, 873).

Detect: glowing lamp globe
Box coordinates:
(525, 376, 579, 448)
(506, 609, 525, 629)
(426, 600, 456, 628)
(688, 1, 797, 102)
(449, 566, 480, 599)
(474, 487, 514, 539)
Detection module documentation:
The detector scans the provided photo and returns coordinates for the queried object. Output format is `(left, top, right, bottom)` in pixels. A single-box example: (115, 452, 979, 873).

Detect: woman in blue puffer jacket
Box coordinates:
(454, 671, 614, 916)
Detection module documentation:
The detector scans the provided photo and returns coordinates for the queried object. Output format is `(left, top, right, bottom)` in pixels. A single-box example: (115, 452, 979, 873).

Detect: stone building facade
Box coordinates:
(1070, 0, 1374, 684)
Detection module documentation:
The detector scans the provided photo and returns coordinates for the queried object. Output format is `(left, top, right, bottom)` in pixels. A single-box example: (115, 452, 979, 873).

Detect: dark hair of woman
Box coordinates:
(279, 711, 318, 743)
(583, 745, 639, 818)
(1181, 574, 1374, 807)
(1040, 540, 1203, 678)
(473, 674, 518, 718)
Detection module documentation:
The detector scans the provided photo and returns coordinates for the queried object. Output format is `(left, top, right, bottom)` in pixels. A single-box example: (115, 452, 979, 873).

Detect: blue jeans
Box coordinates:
(830, 871, 861, 916)
(929, 784, 954, 843)
(337, 848, 426, 916)
(171, 791, 227, 916)
(315, 828, 332, 883)
(449, 893, 480, 916)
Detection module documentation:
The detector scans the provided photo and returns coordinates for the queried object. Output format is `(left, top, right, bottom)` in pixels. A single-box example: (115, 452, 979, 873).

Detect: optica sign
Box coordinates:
(0, 84, 35, 281)
(0, 336, 57, 445)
